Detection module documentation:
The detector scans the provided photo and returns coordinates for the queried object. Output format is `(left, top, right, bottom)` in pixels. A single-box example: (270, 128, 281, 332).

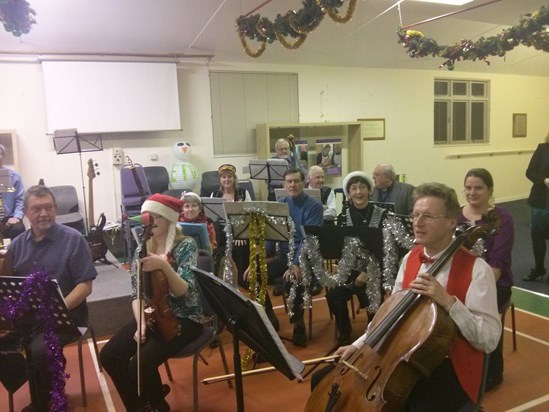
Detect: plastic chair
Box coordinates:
(49, 185, 85, 233)
(237, 179, 255, 200)
(120, 164, 151, 261)
(162, 258, 231, 412)
(120, 164, 151, 216)
(200, 171, 220, 197)
(143, 166, 170, 195)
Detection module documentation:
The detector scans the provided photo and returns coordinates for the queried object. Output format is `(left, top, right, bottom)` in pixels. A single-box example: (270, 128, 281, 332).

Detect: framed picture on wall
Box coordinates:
(512, 113, 527, 137)
(358, 118, 385, 140)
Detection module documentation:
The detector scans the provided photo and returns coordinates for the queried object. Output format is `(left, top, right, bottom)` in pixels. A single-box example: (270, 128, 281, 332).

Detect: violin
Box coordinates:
(139, 217, 181, 341)
(305, 209, 499, 411)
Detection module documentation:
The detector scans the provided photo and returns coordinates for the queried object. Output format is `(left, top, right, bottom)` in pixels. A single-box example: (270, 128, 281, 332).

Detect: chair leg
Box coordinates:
(350, 296, 356, 320)
(308, 301, 313, 340)
(193, 353, 201, 412)
(8, 391, 14, 412)
(77, 337, 87, 407)
(89, 326, 103, 372)
(511, 303, 517, 351)
(164, 361, 174, 381)
(216, 337, 233, 390)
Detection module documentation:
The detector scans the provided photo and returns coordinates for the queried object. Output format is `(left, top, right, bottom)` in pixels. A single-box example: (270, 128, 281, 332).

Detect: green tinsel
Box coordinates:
(0, 0, 36, 37)
(398, 6, 548, 70)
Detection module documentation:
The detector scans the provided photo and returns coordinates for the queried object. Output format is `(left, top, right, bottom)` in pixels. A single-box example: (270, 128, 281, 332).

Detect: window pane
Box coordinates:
(452, 102, 467, 141)
(435, 81, 449, 96)
(471, 102, 485, 141)
(471, 82, 485, 97)
(434, 101, 448, 142)
(452, 82, 467, 96)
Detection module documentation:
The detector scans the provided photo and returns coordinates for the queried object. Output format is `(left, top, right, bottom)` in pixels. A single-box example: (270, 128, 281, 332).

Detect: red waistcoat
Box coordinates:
(403, 246, 483, 403)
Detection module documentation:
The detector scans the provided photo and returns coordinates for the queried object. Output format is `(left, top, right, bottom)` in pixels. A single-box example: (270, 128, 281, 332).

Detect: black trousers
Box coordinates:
(2, 219, 25, 240)
(486, 286, 512, 388)
(100, 318, 202, 411)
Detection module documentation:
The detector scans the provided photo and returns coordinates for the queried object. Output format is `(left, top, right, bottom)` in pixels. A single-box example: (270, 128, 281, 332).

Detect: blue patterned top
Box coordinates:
(131, 236, 203, 325)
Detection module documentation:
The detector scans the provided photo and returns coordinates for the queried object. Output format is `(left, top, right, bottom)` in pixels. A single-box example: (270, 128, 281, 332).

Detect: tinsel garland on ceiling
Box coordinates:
(0, 0, 35, 37)
(236, 0, 357, 57)
(398, 6, 549, 70)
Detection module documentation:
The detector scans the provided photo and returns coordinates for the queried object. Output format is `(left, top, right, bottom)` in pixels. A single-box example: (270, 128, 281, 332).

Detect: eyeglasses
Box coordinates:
(410, 213, 448, 222)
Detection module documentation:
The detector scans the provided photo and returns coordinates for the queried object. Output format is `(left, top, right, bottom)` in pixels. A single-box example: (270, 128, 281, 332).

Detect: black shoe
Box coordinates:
(522, 269, 546, 281)
(292, 324, 307, 347)
(337, 327, 352, 347)
(266, 308, 280, 331)
(485, 374, 503, 392)
(273, 282, 284, 296)
(310, 282, 323, 296)
(162, 384, 171, 397)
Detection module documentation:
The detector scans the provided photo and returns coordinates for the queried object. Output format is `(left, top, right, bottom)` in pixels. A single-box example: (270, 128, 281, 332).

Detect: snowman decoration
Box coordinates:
(168, 141, 200, 191)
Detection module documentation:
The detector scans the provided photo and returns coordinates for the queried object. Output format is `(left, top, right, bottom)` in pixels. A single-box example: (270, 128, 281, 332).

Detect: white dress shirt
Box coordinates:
(352, 246, 501, 354)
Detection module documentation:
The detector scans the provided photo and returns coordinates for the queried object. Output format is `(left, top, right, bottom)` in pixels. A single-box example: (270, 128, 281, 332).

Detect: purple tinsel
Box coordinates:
(0, 271, 70, 411)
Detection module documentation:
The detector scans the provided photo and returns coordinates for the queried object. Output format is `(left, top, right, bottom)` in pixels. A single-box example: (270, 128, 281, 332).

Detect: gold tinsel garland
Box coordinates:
(236, 0, 357, 57)
(241, 212, 268, 370)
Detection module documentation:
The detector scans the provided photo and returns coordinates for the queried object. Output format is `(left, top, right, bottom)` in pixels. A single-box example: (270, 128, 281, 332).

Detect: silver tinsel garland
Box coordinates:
(223, 207, 296, 290)
(382, 213, 415, 293)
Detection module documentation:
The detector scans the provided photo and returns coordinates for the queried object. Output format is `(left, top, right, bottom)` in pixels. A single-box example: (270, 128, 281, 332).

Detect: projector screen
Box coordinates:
(42, 61, 181, 134)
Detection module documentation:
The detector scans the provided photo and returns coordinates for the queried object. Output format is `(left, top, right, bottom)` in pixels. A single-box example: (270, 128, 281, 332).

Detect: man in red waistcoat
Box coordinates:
(335, 182, 501, 411)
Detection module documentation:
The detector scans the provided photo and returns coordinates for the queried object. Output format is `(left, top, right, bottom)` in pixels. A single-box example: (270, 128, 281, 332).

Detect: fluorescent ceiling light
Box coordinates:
(409, 0, 474, 5)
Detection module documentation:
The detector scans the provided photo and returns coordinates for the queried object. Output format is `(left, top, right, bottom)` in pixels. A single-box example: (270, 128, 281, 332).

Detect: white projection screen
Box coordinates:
(42, 61, 181, 134)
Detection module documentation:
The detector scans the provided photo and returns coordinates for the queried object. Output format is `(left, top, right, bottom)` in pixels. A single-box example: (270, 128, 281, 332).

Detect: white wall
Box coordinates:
(1, 60, 548, 225)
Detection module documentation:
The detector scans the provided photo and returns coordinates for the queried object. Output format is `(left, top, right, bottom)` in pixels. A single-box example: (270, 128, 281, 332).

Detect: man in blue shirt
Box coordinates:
(269, 169, 323, 346)
(2, 185, 97, 411)
(0, 144, 25, 240)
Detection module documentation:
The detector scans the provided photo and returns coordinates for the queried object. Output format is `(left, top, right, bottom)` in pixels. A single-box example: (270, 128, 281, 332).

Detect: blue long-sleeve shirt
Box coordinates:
(0, 168, 24, 220)
(274, 192, 324, 265)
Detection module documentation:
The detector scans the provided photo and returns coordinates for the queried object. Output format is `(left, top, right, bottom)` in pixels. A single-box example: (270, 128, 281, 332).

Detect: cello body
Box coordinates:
(305, 290, 456, 411)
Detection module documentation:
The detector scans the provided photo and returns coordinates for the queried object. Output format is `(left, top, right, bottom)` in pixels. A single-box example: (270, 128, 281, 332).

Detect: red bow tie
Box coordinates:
(419, 252, 435, 264)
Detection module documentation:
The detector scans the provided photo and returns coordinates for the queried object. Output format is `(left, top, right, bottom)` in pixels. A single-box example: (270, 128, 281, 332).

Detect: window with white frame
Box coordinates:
(434, 79, 489, 144)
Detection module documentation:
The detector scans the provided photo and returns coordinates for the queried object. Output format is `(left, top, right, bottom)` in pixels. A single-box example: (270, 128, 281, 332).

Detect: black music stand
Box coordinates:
(53, 128, 103, 235)
(201, 197, 227, 223)
(0, 276, 81, 409)
(194, 268, 304, 412)
(304, 225, 384, 263)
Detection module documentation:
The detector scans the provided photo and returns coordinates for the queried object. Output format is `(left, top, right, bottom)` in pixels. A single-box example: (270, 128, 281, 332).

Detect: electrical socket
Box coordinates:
(113, 147, 124, 165)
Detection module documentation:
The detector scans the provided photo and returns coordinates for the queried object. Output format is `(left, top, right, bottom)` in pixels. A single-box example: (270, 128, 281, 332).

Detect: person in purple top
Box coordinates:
(459, 168, 514, 391)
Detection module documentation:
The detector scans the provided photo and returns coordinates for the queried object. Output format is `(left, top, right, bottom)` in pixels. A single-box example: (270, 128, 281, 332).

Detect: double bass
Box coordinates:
(305, 210, 499, 411)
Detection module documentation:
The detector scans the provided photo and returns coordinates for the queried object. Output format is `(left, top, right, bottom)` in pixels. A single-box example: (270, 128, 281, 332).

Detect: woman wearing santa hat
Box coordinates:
(100, 194, 203, 412)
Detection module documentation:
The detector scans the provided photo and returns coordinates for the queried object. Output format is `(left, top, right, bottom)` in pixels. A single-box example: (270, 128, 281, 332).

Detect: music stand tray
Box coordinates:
(201, 197, 227, 222)
(194, 268, 304, 411)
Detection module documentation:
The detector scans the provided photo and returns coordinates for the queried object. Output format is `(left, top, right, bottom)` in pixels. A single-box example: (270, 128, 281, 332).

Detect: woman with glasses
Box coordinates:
(459, 167, 514, 391)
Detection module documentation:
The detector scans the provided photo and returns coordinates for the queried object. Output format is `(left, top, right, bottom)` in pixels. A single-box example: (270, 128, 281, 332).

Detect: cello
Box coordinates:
(305, 210, 499, 411)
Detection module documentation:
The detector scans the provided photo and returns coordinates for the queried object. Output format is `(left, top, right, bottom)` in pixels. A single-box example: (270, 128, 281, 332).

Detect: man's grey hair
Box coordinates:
(377, 163, 396, 182)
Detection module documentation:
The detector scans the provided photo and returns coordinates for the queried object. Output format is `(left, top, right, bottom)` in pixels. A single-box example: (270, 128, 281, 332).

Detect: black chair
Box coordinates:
(237, 179, 255, 200)
(49, 185, 85, 234)
(143, 166, 170, 195)
(499, 298, 517, 351)
(200, 171, 220, 197)
(162, 251, 231, 412)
